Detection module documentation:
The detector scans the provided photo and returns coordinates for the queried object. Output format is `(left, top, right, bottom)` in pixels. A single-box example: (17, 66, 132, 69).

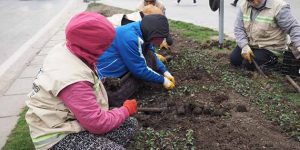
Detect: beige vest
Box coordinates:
(25, 43, 109, 150)
(242, 0, 287, 51)
(107, 12, 142, 27)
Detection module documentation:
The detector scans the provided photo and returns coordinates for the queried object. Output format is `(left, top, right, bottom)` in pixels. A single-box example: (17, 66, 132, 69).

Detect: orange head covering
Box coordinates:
(142, 5, 163, 15)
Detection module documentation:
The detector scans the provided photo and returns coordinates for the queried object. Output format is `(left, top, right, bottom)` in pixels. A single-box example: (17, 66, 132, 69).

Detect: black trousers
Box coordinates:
(177, 0, 197, 3)
(105, 49, 159, 107)
(230, 46, 278, 71)
(230, 46, 300, 76)
(105, 75, 140, 107)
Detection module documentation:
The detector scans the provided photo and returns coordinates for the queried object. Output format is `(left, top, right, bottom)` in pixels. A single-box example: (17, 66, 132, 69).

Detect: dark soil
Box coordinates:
(87, 4, 300, 150)
(131, 34, 300, 149)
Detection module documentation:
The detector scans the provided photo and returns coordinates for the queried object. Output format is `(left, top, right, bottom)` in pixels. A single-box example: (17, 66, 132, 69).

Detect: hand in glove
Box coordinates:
(164, 71, 175, 85)
(163, 77, 175, 90)
(159, 39, 170, 50)
(156, 53, 167, 63)
(241, 45, 255, 63)
(123, 99, 137, 116)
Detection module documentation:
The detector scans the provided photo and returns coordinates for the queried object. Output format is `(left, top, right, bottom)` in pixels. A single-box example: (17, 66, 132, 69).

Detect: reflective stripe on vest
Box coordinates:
(93, 73, 100, 93)
(243, 15, 250, 22)
(243, 15, 274, 24)
(32, 132, 66, 149)
(241, 0, 288, 51)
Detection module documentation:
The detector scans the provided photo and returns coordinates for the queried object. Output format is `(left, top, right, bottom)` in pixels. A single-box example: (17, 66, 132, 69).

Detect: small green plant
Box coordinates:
(132, 127, 194, 149)
(184, 129, 195, 150)
(169, 19, 300, 141)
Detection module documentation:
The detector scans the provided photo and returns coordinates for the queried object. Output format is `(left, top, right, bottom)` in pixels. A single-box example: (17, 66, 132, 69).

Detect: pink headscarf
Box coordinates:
(65, 12, 115, 69)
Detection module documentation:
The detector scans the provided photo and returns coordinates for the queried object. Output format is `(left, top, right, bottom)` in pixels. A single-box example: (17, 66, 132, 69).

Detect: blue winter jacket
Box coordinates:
(96, 22, 167, 84)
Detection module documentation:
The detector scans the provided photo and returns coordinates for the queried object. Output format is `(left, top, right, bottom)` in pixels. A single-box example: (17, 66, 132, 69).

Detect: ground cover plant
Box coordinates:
(3, 3, 300, 150)
(88, 4, 300, 149)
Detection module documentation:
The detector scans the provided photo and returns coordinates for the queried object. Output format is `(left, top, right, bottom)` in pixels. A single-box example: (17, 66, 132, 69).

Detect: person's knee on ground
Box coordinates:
(106, 75, 140, 107)
(229, 46, 255, 70)
(230, 46, 244, 67)
(104, 117, 139, 146)
(251, 48, 278, 70)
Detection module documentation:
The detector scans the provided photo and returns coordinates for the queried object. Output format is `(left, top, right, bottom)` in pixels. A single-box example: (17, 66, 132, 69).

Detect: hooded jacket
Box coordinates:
(25, 12, 130, 150)
(96, 15, 169, 84)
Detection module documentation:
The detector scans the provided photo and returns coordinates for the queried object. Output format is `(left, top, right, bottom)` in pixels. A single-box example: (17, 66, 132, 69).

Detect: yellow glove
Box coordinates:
(159, 39, 170, 50)
(164, 71, 175, 85)
(163, 77, 175, 90)
(156, 53, 167, 63)
(241, 45, 255, 63)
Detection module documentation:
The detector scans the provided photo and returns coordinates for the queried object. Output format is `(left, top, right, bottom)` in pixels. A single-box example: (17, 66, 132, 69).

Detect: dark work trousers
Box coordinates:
(105, 49, 159, 107)
(229, 46, 278, 71)
(177, 0, 197, 4)
(106, 75, 141, 107)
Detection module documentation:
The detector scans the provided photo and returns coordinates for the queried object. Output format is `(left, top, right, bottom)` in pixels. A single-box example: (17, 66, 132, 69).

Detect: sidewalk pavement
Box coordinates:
(99, 0, 238, 37)
(0, 1, 88, 148)
(99, 0, 300, 38)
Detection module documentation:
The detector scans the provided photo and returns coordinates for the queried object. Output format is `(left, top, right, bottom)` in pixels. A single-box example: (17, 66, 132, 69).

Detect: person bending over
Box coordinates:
(25, 12, 138, 150)
(96, 14, 175, 107)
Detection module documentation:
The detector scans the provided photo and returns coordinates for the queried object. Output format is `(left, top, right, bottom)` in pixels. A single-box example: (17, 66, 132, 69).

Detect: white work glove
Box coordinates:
(292, 47, 300, 59)
(163, 71, 175, 84)
(241, 45, 255, 63)
(163, 77, 175, 90)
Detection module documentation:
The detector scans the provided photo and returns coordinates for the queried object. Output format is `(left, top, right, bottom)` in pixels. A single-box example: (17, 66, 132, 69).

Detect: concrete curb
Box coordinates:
(0, 0, 86, 95)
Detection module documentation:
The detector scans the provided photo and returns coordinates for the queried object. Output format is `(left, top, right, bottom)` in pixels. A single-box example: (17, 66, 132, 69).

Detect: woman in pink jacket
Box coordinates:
(25, 12, 138, 150)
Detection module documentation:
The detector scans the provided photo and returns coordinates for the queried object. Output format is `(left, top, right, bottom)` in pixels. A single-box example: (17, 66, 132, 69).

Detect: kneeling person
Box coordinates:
(96, 14, 175, 107)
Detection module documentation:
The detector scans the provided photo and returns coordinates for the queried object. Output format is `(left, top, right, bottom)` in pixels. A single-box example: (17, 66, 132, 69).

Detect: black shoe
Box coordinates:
(231, 3, 236, 7)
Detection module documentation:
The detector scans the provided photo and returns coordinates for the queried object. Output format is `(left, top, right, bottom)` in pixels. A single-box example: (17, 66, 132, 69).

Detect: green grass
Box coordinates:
(2, 107, 34, 150)
(169, 20, 219, 42)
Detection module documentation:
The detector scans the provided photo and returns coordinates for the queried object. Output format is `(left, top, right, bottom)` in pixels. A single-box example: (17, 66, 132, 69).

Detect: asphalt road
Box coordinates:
(0, 0, 68, 65)
(0, 0, 298, 65)
(100, 0, 300, 38)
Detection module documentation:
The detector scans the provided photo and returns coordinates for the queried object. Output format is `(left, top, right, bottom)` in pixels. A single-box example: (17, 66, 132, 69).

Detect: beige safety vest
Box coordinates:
(25, 43, 109, 150)
(107, 12, 142, 27)
(242, 0, 287, 51)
